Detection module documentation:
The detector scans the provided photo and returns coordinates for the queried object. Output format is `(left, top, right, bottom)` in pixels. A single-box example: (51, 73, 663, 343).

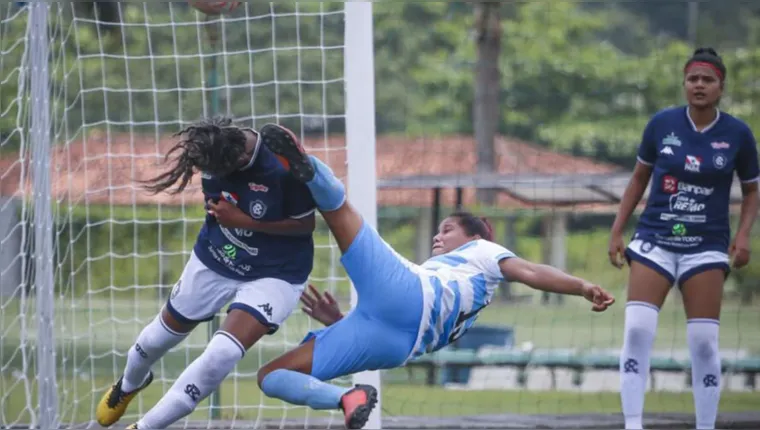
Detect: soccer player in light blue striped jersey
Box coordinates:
(252, 125, 616, 429)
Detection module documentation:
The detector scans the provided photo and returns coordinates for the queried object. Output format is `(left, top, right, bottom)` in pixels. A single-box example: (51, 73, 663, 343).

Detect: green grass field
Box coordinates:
(2, 292, 759, 426)
(3, 374, 759, 426)
(2, 213, 760, 426)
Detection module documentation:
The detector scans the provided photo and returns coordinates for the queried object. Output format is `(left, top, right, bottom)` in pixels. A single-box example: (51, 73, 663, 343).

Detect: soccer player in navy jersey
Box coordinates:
(247, 125, 615, 429)
(608, 48, 759, 430)
(95, 118, 317, 429)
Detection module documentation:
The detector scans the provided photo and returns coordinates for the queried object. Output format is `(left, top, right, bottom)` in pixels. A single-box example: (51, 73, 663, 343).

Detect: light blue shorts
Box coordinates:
(302, 222, 424, 381)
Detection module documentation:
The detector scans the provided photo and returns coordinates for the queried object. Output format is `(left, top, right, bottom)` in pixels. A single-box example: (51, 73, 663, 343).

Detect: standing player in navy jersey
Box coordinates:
(609, 48, 759, 430)
(247, 125, 615, 429)
(95, 117, 317, 429)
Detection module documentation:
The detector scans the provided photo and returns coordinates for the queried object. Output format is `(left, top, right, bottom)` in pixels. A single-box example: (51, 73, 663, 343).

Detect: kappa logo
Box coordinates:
(248, 182, 269, 192)
(660, 146, 674, 156)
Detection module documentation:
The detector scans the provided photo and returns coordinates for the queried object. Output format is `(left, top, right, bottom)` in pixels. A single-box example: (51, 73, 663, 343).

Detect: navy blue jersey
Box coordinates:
(193, 144, 316, 283)
(634, 106, 760, 253)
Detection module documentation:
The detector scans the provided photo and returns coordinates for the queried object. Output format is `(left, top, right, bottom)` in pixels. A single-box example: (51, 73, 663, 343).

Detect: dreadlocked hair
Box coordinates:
(449, 211, 494, 242)
(141, 116, 248, 195)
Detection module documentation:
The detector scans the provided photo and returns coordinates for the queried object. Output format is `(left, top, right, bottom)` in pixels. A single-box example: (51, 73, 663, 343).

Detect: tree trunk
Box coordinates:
(474, 2, 501, 205)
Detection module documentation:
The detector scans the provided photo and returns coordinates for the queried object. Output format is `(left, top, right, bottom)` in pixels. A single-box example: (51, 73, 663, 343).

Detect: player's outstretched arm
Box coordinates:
(499, 257, 615, 312)
(299, 285, 343, 326)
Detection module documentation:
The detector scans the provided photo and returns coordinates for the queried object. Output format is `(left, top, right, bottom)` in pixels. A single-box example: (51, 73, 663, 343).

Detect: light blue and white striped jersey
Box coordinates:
(408, 239, 516, 360)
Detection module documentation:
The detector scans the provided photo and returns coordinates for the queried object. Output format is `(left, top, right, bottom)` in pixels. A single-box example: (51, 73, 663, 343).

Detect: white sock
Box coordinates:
(688, 319, 721, 430)
(620, 301, 659, 429)
(121, 314, 187, 393)
(137, 331, 245, 429)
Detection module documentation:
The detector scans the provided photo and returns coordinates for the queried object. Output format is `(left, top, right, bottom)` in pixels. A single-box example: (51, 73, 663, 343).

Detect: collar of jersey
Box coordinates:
(685, 106, 721, 133)
(238, 128, 261, 171)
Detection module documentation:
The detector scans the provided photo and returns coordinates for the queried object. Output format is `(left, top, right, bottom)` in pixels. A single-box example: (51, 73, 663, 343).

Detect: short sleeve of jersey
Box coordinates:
(636, 116, 658, 166)
(737, 127, 760, 184)
(282, 175, 317, 219)
(472, 240, 516, 282)
(201, 173, 222, 200)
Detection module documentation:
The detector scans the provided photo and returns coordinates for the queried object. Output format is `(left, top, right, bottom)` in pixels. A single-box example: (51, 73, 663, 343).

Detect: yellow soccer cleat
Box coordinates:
(125, 424, 139, 429)
(95, 372, 153, 427)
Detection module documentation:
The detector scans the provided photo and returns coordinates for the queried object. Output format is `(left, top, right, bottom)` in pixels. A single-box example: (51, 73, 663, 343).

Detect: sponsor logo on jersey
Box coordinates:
(662, 132, 682, 146)
(221, 191, 239, 205)
(249, 182, 269, 192)
(685, 155, 701, 173)
(711, 141, 730, 149)
(661, 176, 713, 196)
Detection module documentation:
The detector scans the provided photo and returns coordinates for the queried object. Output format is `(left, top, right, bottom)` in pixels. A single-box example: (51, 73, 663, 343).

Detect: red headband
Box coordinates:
(685, 61, 724, 81)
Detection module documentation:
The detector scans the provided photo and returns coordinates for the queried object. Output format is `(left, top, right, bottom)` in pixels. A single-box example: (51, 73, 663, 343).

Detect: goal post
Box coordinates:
(29, 2, 58, 429)
(344, 2, 382, 429)
(1, 2, 382, 428)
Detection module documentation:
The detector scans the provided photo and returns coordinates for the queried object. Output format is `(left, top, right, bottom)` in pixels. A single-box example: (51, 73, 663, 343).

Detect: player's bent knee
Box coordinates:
(160, 307, 197, 335)
(258, 368, 285, 394)
(257, 365, 275, 389)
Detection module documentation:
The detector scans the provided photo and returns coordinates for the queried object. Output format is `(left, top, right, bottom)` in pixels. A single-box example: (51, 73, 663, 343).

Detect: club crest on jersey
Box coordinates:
(713, 153, 727, 169)
(684, 155, 701, 173)
(662, 132, 682, 147)
(249, 199, 267, 219)
(248, 182, 269, 192)
(711, 141, 730, 150)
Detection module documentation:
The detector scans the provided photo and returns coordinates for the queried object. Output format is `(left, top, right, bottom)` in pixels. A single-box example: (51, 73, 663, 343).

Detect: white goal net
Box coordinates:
(0, 2, 378, 428)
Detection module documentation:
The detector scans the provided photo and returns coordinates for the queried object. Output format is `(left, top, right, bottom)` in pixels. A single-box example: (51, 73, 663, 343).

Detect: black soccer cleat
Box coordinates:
(339, 384, 378, 429)
(259, 123, 315, 183)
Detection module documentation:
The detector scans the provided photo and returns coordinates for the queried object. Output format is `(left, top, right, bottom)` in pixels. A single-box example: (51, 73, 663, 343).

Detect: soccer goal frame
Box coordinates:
(23, 2, 382, 428)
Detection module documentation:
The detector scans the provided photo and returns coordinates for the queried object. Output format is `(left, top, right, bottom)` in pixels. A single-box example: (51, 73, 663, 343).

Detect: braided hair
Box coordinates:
(142, 116, 249, 195)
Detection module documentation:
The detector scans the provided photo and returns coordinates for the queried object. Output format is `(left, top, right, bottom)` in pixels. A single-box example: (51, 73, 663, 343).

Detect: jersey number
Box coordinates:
(448, 304, 488, 343)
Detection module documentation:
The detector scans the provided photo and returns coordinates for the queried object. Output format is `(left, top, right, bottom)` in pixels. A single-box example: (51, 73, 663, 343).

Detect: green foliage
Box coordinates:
(4, 2, 760, 163)
(0, 3, 27, 152)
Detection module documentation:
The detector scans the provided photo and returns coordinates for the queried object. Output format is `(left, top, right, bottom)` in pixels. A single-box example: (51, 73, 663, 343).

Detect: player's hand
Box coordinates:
(580, 282, 615, 312)
(207, 199, 253, 229)
(729, 234, 751, 269)
(300, 284, 343, 327)
(607, 231, 626, 269)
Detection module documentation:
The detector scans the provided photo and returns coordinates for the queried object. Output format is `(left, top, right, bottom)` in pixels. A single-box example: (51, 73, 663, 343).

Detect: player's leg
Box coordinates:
(620, 240, 676, 430)
(96, 252, 226, 427)
(260, 123, 422, 309)
(134, 277, 303, 429)
(677, 252, 729, 430)
(258, 124, 361, 254)
(258, 308, 420, 429)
